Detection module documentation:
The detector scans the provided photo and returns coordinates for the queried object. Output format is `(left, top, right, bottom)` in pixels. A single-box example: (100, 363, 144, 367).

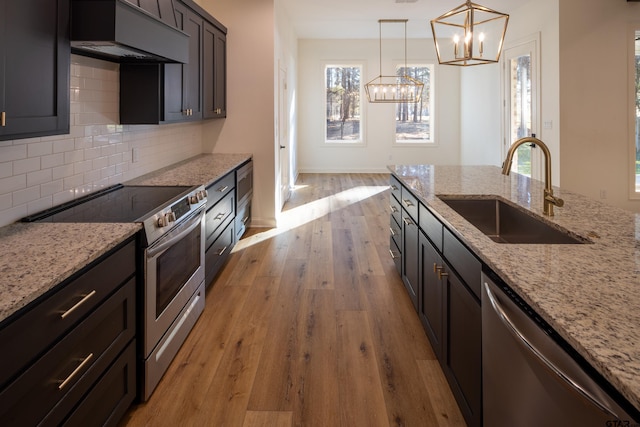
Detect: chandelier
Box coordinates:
(430, 1, 509, 66)
(365, 19, 423, 103)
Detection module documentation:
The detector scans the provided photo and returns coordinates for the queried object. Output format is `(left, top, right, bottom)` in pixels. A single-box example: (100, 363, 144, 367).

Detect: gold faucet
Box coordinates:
(501, 137, 564, 216)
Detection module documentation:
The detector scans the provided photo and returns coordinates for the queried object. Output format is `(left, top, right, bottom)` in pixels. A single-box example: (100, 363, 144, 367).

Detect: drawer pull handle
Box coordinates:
(217, 246, 228, 256)
(217, 185, 229, 193)
(389, 249, 399, 260)
(58, 353, 94, 390)
(1, 111, 5, 127)
(402, 217, 414, 226)
(390, 185, 398, 191)
(214, 212, 226, 220)
(402, 199, 414, 208)
(242, 216, 250, 224)
(390, 227, 396, 236)
(389, 205, 398, 213)
(61, 290, 96, 319)
(438, 269, 449, 280)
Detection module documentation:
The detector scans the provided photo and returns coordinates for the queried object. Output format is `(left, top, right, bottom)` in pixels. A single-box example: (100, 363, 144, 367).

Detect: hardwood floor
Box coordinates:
(119, 173, 465, 427)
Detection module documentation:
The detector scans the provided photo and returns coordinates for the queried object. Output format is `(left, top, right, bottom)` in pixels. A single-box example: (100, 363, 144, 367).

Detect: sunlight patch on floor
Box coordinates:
(233, 185, 388, 252)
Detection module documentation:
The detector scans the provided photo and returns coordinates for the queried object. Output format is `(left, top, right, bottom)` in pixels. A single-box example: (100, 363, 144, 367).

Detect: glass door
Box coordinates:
(502, 36, 540, 179)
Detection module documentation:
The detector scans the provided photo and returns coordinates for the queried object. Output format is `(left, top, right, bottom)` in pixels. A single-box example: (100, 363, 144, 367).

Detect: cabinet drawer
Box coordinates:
(420, 204, 443, 251)
(235, 200, 251, 240)
(236, 160, 253, 208)
(205, 221, 235, 285)
(389, 236, 401, 275)
(205, 190, 235, 248)
(443, 228, 482, 299)
(390, 175, 401, 203)
(0, 239, 136, 388)
(206, 172, 235, 209)
(390, 194, 401, 227)
(0, 279, 136, 426)
(390, 215, 401, 250)
(62, 341, 136, 427)
(400, 186, 419, 222)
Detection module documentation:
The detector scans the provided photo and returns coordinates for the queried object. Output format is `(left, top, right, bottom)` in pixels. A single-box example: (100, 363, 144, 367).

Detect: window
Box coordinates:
(634, 31, 640, 193)
(502, 35, 540, 180)
(325, 65, 362, 143)
(395, 65, 434, 143)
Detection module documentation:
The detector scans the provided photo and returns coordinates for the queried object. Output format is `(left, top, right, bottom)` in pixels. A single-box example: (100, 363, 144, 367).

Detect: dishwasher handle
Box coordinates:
(483, 280, 621, 419)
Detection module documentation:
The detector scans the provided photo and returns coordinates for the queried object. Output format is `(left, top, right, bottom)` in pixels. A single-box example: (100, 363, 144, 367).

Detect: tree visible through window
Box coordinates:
(325, 65, 362, 142)
(635, 31, 640, 192)
(395, 65, 434, 143)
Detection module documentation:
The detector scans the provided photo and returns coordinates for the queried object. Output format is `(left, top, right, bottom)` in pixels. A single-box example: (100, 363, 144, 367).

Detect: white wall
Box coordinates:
(0, 55, 203, 227)
(297, 38, 461, 173)
(559, 0, 640, 212)
(198, 0, 278, 227)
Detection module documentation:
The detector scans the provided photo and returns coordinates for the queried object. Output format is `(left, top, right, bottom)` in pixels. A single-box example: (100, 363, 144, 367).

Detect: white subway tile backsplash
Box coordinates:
(63, 174, 84, 191)
(13, 186, 41, 206)
(41, 180, 63, 197)
(0, 145, 27, 162)
(0, 163, 12, 179)
(13, 158, 41, 175)
(27, 169, 53, 187)
(53, 139, 75, 153)
(41, 153, 64, 169)
(27, 196, 54, 215)
(27, 141, 54, 158)
(52, 164, 74, 181)
(0, 175, 26, 194)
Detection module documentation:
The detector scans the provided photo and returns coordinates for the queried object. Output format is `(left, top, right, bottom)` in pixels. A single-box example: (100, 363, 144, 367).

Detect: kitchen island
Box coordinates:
(390, 164, 640, 413)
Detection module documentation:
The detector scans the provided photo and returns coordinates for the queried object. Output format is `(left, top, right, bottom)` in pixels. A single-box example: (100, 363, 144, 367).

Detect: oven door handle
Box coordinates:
(147, 209, 204, 258)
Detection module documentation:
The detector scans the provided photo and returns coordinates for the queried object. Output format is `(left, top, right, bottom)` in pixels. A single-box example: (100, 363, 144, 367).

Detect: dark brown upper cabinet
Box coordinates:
(0, 0, 70, 141)
(203, 21, 226, 119)
(120, 0, 226, 124)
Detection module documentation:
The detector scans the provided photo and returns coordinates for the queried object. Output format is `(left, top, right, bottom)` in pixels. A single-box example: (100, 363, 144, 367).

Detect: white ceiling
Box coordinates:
(277, 0, 529, 39)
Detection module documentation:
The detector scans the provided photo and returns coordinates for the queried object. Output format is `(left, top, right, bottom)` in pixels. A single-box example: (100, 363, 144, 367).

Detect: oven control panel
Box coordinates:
(143, 185, 207, 244)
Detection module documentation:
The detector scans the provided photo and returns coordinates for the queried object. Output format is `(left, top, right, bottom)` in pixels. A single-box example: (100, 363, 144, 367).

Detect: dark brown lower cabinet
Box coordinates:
(0, 238, 137, 427)
(442, 263, 482, 427)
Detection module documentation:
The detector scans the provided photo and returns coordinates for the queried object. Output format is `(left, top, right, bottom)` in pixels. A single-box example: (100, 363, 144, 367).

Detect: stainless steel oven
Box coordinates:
(142, 204, 205, 400)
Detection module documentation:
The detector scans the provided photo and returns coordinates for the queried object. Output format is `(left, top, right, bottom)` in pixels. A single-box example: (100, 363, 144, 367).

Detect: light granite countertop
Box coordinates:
(0, 153, 252, 325)
(0, 223, 140, 323)
(125, 153, 252, 187)
(389, 164, 640, 412)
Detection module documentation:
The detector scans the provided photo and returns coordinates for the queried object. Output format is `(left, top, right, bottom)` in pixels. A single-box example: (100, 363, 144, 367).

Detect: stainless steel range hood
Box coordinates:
(71, 0, 189, 63)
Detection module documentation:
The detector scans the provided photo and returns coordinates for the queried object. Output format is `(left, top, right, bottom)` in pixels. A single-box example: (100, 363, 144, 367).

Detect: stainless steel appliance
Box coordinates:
(23, 184, 208, 401)
(482, 270, 639, 426)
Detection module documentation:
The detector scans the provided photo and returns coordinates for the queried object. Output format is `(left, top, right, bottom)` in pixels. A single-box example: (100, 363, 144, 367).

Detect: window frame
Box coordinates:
(323, 63, 365, 146)
(629, 26, 640, 199)
(393, 63, 436, 145)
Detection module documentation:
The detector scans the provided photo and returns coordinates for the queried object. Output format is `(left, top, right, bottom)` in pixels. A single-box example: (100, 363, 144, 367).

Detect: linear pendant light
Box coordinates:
(430, 0, 509, 66)
(365, 19, 424, 103)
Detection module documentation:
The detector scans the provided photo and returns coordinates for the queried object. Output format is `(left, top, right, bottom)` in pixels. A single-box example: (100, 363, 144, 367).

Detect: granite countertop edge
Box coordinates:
(389, 164, 640, 412)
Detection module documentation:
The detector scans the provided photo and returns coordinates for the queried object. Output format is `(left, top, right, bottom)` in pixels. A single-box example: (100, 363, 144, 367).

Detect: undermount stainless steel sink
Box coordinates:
(437, 196, 588, 244)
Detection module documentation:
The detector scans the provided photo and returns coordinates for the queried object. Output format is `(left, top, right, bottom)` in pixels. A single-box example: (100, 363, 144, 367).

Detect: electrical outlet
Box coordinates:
(132, 147, 139, 163)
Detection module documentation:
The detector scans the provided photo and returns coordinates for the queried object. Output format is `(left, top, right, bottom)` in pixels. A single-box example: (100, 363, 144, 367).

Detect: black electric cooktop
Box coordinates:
(22, 185, 193, 223)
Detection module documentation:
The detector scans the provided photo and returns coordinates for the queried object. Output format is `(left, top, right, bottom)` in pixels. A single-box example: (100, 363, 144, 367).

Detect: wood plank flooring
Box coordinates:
(119, 173, 465, 427)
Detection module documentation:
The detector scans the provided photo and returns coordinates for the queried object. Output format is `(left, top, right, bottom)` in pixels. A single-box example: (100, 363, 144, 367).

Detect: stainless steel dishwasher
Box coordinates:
(481, 270, 639, 426)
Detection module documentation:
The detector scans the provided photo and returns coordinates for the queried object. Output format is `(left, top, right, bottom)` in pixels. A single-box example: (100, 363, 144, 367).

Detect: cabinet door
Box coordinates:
(418, 231, 443, 360)
(401, 209, 419, 311)
(203, 22, 226, 119)
(0, 0, 70, 141)
(443, 266, 482, 427)
(164, 2, 202, 122)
